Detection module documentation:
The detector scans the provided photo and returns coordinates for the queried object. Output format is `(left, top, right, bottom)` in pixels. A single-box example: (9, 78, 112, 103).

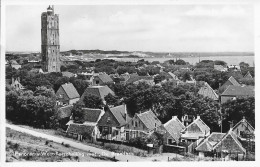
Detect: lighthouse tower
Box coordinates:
(41, 5, 60, 72)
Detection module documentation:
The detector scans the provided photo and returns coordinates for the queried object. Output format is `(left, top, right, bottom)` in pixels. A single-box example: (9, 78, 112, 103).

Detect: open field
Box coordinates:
(6, 127, 114, 162)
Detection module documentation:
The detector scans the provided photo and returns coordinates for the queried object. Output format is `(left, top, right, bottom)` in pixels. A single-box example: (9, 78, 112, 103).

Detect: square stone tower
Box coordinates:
(41, 5, 60, 72)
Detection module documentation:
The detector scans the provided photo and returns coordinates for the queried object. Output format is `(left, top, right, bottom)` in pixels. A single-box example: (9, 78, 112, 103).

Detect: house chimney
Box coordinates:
(11, 77, 14, 84)
(197, 115, 200, 119)
(124, 104, 127, 121)
(18, 77, 20, 82)
(229, 121, 233, 130)
(172, 116, 177, 119)
(242, 116, 246, 122)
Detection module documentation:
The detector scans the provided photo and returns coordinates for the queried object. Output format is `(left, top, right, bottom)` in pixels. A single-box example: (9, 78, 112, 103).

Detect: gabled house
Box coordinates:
(93, 73, 113, 86)
(97, 105, 130, 141)
(168, 72, 180, 81)
(66, 124, 99, 142)
(124, 110, 162, 141)
(56, 83, 80, 106)
(244, 71, 253, 79)
(181, 116, 210, 144)
(164, 116, 185, 145)
(220, 85, 254, 104)
(66, 108, 105, 142)
(198, 82, 219, 101)
(213, 129, 246, 160)
(219, 76, 240, 94)
(232, 117, 254, 140)
(80, 85, 115, 103)
(124, 73, 153, 84)
(195, 132, 226, 158)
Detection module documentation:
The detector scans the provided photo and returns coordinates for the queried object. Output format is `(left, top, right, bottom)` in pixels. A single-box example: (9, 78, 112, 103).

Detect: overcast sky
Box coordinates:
(6, 5, 254, 52)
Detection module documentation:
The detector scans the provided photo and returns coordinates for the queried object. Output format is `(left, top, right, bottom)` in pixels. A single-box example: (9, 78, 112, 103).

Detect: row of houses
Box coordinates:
(198, 75, 254, 104)
(56, 99, 254, 160)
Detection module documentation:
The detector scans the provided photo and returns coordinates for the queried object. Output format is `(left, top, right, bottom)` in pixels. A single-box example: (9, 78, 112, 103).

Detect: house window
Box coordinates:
(132, 120, 134, 126)
(168, 139, 173, 144)
(135, 121, 138, 127)
(96, 80, 99, 85)
(107, 117, 111, 123)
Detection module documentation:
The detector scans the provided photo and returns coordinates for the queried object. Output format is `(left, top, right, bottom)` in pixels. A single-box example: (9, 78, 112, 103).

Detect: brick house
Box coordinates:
(220, 85, 254, 104)
(219, 76, 240, 94)
(80, 85, 115, 103)
(198, 82, 219, 101)
(124, 110, 162, 141)
(56, 83, 80, 106)
(66, 108, 105, 142)
(93, 73, 113, 86)
(97, 105, 130, 141)
(163, 116, 185, 145)
(232, 117, 254, 140)
(181, 116, 210, 145)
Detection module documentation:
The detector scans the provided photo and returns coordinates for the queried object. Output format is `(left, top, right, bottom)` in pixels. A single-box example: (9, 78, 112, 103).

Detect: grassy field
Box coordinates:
(6, 127, 114, 162)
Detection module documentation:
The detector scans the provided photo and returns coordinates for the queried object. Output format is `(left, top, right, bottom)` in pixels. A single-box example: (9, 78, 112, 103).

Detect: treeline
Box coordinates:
(6, 86, 58, 128)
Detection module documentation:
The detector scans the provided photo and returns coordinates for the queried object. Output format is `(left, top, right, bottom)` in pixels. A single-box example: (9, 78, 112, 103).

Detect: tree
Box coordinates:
(175, 59, 186, 65)
(71, 101, 86, 123)
(182, 71, 191, 82)
(82, 94, 103, 109)
(70, 78, 89, 96)
(214, 60, 227, 66)
(34, 86, 56, 98)
(104, 93, 120, 106)
(221, 96, 255, 132)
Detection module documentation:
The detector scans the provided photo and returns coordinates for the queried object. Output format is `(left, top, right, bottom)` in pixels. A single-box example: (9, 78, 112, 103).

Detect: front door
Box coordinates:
(126, 131, 129, 140)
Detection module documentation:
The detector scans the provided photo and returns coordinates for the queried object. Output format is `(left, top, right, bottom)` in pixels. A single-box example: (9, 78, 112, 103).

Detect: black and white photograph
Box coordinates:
(1, 0, 259, 165)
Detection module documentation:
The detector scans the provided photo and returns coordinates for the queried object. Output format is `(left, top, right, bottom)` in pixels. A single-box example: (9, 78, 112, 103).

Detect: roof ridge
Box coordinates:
(82, 107, 102, 111)
(221, 85, 232, 95)
(59, 105, 73, 109)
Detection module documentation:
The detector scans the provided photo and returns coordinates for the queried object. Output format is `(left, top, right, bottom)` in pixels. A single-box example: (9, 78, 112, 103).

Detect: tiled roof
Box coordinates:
(168, 72, 179, 80)
(137, 110, 162, 131)
(61, 83, 80, 99)
(97, 73, 113, 83)
(228, 76, 240, 86)
(81, 108, 103, 123)
(221, 85, 254, 96)
(164, 116, 185, 142)
(81, 85, 115, 100)
(110, 105, 128, 126)
(213, 129, 246, 153)
(195, 132, 225, 152)
(62, 71, 75, 78)
(232, 118, 255, 132)
(66, 123, 95, 136)
(133, 79, 154, 85)
(57, 105, 73, 119)
(181, 132, 205, 139)
(244, 71, 253, 79)
(198, 82, 219, 101)
(126, 74, 153, 84)
(182, 117, 210, 137)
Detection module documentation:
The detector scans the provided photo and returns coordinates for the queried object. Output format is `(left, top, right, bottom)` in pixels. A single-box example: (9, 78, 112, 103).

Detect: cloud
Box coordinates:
(185, 6, 247, 18)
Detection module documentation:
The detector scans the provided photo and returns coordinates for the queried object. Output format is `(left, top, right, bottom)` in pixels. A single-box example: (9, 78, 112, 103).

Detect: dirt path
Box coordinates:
(6, 123, 145, 161)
